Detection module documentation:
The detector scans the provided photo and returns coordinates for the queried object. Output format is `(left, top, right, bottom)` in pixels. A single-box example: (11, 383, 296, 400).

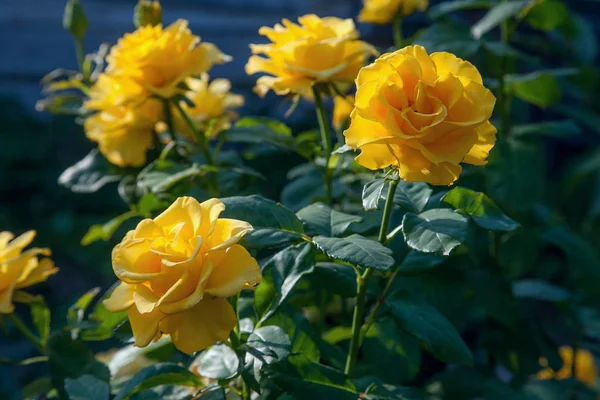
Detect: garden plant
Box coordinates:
(3, 0, 600, 398)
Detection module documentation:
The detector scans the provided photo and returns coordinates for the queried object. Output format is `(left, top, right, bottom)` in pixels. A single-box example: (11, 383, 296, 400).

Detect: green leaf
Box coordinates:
(266, 312, 321, 363)
(399, 251, 445, 274)
(281, 172, 327, 212)
(387, 293, 473, 366)
(67, 287, 101, 327)
(221, 195, 305, 250)
(136, 193, 169, 216)
(511, 279, 571, 302)
(313, 234, 395, 271)
(65, 375, 109, 400)
(139, 162, 205, 194)
(29, 297, 51, 345)
(220, 118, 295, 151)
(442, 187, 519, 231)
(245, 326, 292, 380)
(526, 0, 569, 31)
(509, 72, 562, 107)
(194, 344, 239, 379)
(221, 195, 303, 233)
(393, 180, 433, 213)
(81, 211, 139, 246)
(240, 228, 304, 250)
(362, 179, 386, 211)
(486, 137, 545, 212)
(236, 116, 292, 136)
(415, 21, 481, 59)
(429, 0, 492, 20)
(47, 333, 110, 399)
(63, 0, 88, 40)
(365, 384, 425, 400)
(80, 284, 128, 341)
(297, 203, 362, 237)
(257, 243, 314, 321)
(360, 319, 422, 384)
(260, 360, 357, 400)
(114, 363, 203, 400)
(471, 1, 531, 39)
(510, 120, 581, 139)
(312, 262, 357, 297)
(58, 149, 123, 193)
(402, 209, 468, 255)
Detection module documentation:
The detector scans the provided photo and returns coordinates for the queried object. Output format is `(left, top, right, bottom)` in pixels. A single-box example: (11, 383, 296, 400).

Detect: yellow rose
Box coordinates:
(173, 74, 244, 140)
(0, 231, 58, 314)
(344, 45, 496, 186)
(333, 95, 355, 129)
(84, 74, 162, 167)
(106, 19, 230, 99)
(359, 0, 429, 24)
(537, 347, 597, 386)
(103, 197, 262, 354)
(245, 14, 377, 97)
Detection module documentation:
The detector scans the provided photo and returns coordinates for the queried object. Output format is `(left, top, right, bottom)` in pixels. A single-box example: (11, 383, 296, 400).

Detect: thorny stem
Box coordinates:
(344, 178, 400, 376)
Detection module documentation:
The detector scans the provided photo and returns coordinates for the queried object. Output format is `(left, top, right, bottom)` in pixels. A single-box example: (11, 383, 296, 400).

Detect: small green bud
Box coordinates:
(134, 0, 163, 28)
(63, 0, 88, 40)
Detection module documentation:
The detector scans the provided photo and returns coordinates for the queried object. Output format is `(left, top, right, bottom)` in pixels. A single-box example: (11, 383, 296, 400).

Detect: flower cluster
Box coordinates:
(103, 197, 262, 354)
(85, 20, 234, 167)
(0, 231, 57, 314)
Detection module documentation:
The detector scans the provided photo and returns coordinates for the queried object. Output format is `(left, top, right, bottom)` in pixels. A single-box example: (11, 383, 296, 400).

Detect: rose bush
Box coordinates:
(4, 0, 599, 399)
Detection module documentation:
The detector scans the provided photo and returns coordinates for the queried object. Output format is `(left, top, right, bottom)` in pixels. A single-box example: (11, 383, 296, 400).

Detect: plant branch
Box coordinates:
(344, 178, 399, 376)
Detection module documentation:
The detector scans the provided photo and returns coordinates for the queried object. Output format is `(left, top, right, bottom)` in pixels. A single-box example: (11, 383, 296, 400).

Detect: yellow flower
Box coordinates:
(103, 197, 262, 354)
(106, 19, 230, 99)
(359, 0, 429, 24)
(333, 95, 355, 129)
(537, 347, 597, 387)
(173, 74, 244, 140)
(245, 14, 377, 97)
(84, 74, 162, 167)
(0, 231, 58, 314)
(344, 45, 496, 186)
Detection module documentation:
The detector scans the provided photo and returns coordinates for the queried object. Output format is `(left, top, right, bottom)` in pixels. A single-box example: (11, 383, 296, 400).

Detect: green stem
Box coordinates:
(393, 15, 404, 48)
(312, 86, 333, 205)
(344, 178, 399, 376)
(75, 38, 85, 74)
(172, 100, 219, 197)
(8, 314, 44, 353)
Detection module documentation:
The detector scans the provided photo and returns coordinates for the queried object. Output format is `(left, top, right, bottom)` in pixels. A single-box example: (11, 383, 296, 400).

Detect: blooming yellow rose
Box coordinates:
(359, 0, 429, 24)
(344, 45, 496, 186)
(537, 347, 597, 386)
(173, 74, 244, 140)
(84, 74, 162, 167)
(103, 197, 262, 354)
(333, 95, 355, 129)
(245, 14, 377, 97)
(106, 19, 230, 99)
(0, 231, 58, 314)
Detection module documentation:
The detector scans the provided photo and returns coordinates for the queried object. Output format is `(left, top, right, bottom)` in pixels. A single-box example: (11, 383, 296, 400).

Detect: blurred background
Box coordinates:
(0, 0, 599, 395)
